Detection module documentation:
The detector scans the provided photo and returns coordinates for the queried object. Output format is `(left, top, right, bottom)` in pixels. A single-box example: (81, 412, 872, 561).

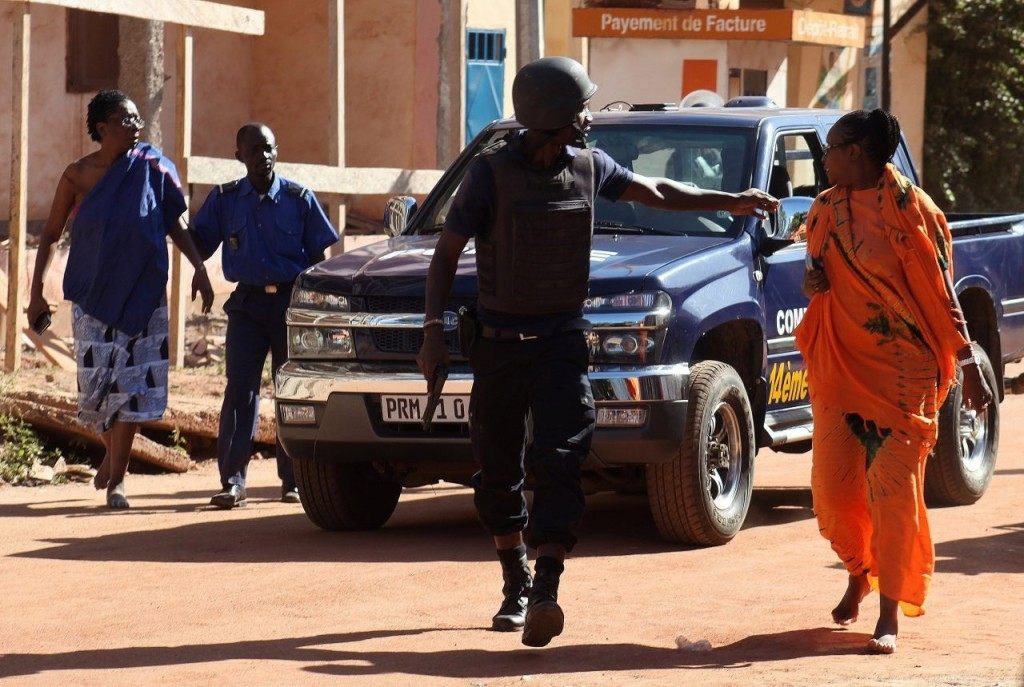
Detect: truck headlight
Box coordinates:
(291, 288, 350, 311)
(587, 330, 657, 363)
(288, 326, 355, 358)
(584, 291, 671, 314)
(584, 291, 669, 363)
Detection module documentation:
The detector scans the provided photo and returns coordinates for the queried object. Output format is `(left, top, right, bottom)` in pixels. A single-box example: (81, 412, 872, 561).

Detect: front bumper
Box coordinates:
(275, 361, 689, 468)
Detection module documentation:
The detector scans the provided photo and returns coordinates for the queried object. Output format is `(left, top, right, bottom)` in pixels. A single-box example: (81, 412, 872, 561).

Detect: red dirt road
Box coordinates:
(2, 399, 1023, 686)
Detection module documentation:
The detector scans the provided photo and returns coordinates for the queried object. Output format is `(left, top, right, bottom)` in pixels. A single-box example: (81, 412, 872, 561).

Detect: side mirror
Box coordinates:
(762, 196, 814, 255)
(383, 195, 417, 237)
(773, 196, 814, 239)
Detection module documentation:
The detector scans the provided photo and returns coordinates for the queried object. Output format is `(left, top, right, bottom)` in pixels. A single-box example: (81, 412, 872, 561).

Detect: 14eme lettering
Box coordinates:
(769, 360, 809, 404)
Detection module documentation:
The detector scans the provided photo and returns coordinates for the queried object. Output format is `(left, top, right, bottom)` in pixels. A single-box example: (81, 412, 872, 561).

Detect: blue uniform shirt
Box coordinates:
(192, 174, 339, 285)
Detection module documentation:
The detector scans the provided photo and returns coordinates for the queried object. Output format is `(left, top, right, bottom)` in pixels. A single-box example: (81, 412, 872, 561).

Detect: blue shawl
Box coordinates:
(63, 144, 186, 337)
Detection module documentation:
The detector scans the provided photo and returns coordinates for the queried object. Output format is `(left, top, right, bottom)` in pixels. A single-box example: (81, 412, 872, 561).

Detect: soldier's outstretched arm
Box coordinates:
(618, 174, 778, 216)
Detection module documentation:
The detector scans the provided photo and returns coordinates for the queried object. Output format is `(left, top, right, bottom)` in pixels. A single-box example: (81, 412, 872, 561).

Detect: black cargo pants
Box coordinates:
(468, 329, 595, 552)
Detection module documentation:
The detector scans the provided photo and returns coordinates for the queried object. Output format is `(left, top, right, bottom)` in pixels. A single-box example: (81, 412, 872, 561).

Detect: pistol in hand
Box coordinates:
(422, 362, 450, 431)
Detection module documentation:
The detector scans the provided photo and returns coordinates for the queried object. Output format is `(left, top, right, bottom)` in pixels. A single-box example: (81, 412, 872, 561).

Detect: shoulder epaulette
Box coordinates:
(282, 179, 310, 200)
(217, 179, 243, 194)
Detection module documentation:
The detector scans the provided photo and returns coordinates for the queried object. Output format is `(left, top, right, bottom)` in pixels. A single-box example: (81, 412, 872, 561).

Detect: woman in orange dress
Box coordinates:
(795, 109, 992, 654)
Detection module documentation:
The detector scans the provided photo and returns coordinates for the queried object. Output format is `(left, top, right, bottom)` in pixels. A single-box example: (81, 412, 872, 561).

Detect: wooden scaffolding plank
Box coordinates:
(0, 270, 75, 371)
(326, 0, 346, 254)
(5, 3, 30, 373)
(10, 0, 264, 35)
(185, 156, 445, 197)
(169, 25, 194, 370)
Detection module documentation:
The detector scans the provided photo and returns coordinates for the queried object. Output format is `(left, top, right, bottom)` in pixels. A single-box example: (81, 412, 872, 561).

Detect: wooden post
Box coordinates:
(437, 0, 467, 168)
(5, 4, 30, 373)
(169, 25, 194, 369)
(515, 0, 543, 69)
(327, 0, 346, 256)
(882, 0, 891, 112)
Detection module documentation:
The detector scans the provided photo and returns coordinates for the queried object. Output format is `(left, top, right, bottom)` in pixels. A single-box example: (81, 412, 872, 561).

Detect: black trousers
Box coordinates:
(217, 285, 295, 491)
(469, 329, 595, 552)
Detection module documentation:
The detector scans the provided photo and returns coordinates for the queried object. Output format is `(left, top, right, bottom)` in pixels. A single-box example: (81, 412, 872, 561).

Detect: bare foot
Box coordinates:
(866, 634, 897, 654)
(867, 595, 899, 654)
(93, 458, 110, 491)
(106, 481, 129, 510)
(831, 573, 870, 625)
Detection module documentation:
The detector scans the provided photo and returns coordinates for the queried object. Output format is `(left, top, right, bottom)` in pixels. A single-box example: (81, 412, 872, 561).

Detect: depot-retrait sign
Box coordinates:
(572, 8, 865, 48)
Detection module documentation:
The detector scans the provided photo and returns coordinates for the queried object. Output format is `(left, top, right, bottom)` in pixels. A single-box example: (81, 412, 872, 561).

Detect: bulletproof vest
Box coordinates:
(476, 141, 595, 315)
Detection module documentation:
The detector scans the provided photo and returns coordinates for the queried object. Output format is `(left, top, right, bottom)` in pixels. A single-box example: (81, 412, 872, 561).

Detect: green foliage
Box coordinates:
(0, 414, 47, 484)
(924, 0, 1024, 211)
(170, 426, 189, 456)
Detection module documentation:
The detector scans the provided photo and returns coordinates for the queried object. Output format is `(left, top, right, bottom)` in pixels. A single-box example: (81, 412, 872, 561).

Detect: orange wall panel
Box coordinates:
(682, 59, 718, 97)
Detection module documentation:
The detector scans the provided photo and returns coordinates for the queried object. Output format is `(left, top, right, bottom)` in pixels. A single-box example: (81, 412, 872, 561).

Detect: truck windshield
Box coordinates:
(417, 124, 755, 237)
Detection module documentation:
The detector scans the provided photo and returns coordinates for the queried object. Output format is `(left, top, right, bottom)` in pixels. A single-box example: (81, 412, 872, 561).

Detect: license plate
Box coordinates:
(381, 395, 470, 424)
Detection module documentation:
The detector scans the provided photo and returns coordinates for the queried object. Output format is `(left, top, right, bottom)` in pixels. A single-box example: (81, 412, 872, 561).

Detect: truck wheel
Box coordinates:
(925, 344, 999, 506)
(646, 360, 755, 546)
(293, 456, 402, 530)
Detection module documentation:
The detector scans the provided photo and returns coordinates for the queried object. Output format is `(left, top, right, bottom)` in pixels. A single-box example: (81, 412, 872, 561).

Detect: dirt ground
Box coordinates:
(1, 399, 1023, 685)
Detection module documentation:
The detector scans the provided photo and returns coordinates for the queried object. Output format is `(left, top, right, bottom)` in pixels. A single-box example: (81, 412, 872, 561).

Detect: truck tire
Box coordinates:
(925, 344, 999, 506)
(293, 456, 402, 530)
(646, 360, 755, 546)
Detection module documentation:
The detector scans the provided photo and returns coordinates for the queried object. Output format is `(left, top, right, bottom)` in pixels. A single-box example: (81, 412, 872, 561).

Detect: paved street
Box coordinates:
(1, 395, 1022, 686)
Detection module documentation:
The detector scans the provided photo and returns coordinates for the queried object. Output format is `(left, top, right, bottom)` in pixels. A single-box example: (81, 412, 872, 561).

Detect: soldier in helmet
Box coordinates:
(417, 57, 777, 648)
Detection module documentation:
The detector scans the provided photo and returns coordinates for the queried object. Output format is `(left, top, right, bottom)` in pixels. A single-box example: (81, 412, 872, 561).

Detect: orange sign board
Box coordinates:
(572, 8, 865, 48)
(790, 10, 865, 47)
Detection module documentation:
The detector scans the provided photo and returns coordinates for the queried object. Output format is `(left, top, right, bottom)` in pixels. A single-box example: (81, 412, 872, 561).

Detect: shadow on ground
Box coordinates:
(5, 486, 815, 564)
(934, 522, 1024, 575)
(0, 626, 870, 680)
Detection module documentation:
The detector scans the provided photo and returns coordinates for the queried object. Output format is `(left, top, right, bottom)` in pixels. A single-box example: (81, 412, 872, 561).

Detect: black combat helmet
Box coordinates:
(512, 56, 598, 131)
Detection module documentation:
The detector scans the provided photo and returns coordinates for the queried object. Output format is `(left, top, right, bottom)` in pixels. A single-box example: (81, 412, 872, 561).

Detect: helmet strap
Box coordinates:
(570, 121, 588, 148)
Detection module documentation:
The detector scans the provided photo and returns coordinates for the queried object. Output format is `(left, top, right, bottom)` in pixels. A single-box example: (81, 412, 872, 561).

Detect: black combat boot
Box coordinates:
(492, 544, 532, 631)
(522, 556, 564, 647)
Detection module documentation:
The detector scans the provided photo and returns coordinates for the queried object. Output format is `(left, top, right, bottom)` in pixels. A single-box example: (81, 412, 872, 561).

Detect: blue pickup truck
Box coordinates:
(276, 102, 1024, 546)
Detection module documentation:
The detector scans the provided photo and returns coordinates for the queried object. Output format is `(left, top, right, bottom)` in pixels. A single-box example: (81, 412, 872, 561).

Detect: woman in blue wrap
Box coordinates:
(27, 90, 214, 509)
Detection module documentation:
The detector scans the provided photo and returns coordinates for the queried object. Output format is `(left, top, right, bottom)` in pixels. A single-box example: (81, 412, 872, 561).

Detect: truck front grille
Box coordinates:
(363, 295, 473, 356)
(372, 329, 460, 355)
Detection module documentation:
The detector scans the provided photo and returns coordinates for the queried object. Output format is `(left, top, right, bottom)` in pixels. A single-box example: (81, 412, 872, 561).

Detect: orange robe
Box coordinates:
(794, 164, 969, 616)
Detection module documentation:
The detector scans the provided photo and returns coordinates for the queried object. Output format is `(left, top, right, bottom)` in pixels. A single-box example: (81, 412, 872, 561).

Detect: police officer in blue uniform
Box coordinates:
(191, 123, 339, 509)
(417, 57, 777, 647)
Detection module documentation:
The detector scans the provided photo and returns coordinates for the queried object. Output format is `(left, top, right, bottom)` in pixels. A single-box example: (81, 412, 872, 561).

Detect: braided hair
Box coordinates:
(86, 90, 130, 142)
(835, 108, 901, 169)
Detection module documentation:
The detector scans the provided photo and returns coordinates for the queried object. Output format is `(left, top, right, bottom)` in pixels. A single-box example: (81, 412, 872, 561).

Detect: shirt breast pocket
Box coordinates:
(270, 209, 305, 257)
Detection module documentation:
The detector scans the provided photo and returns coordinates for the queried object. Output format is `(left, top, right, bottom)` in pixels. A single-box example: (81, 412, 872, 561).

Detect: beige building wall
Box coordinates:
(544, 0, 588, 67)
(0, 1, 453, 229)
(0, 4, 175, 224)
(727, 40, 788, 105)
(885, 1, 929, 177)
(786, 44, 861, 110)
(589, 38, 730, 106)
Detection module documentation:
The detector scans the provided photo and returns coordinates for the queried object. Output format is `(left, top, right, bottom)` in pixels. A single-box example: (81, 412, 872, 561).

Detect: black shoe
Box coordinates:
(210, 485, 247, 509)
(281, 487, 300, 504)
(522, 558, 564, 647)
(491, 545, 532, 632)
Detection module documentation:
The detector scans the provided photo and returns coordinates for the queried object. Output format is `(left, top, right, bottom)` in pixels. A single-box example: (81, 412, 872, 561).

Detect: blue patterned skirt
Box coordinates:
(72, 301, 169, 433)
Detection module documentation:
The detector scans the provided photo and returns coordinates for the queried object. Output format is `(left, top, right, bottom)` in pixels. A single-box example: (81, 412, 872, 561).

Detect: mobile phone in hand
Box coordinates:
(32, 311, 51, 335)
